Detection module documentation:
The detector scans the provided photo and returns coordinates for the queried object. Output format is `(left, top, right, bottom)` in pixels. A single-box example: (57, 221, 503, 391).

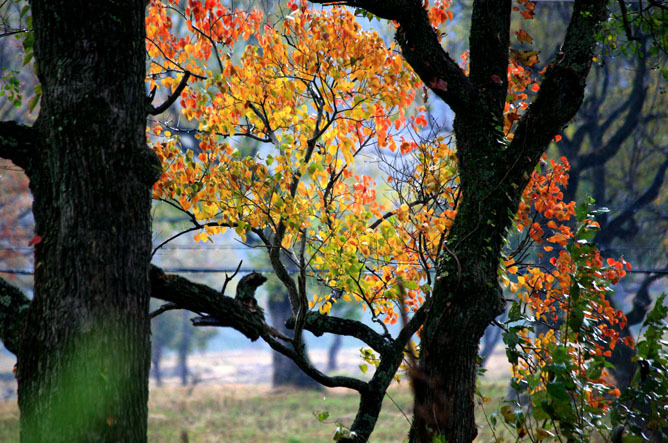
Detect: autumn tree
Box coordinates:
(310, 1, 609, 441)
(140, 0, 637, 442)
(0, 1, 658, 442)
(474, 1, 668, 395)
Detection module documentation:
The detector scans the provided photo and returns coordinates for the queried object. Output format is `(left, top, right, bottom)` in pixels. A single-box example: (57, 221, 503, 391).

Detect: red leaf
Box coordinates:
(28, 235, 43, 247)
(515, 30, 533, 45)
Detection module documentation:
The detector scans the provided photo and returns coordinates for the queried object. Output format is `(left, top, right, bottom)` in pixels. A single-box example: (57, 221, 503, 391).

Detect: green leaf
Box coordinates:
(403, 280, 418, 290)
(28, 94, 40, 112)
(508, 301, 522, 322)
(546, 382, 570, 403)
(552, 346, 570, 365)
(314, 410, 329, 422)
(568, 308, 584, 332)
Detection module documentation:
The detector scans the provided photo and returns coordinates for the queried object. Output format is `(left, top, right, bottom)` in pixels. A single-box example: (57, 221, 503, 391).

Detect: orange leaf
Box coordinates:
(515, 30, 533, 44)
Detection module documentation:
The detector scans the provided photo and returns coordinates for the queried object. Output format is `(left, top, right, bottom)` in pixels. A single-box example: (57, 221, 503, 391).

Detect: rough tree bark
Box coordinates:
(0, 1, 160, 440)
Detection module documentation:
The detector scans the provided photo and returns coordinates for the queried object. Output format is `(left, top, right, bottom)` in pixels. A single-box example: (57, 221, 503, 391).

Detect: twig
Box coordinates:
(150, 302, 180, 318)
(221, 260, 243, 295)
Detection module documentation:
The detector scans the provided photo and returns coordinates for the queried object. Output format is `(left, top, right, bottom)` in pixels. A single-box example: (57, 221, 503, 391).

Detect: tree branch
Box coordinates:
(150, 265, 266, 340)
(507, 0, 609, 178)
(286, 312, 390, 354)
(468, 0, 511, 114)
(0, 277, 31, 356)
(259, 329, 368, 392)
(149, 265, 369, 392)
(147, 71, 191, 116)
(310, 0, 476, 114)
(575, 56, 647, 171)
(0, 121, 38, 174)
(595, 157, 668, 245)
(624, 274, 664, 326)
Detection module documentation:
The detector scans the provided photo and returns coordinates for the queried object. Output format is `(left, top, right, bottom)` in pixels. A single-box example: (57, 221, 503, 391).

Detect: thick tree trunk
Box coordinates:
(409, 206, 506, 442)
(14, 1, 159, 441)
(269, 293, 322, 389)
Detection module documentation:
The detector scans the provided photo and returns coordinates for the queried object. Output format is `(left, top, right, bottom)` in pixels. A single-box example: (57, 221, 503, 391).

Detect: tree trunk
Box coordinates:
(409, 218, 505, 442)
(14, 1, 159, 440)
(269, 293, 322, 389)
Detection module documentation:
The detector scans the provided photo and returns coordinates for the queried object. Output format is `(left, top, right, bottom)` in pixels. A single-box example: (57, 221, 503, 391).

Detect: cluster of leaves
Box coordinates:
(147, 0, 462, 328)
(0, 0, 40, 113)
(600, 1, 668, 81)
(489, 158, 635, 441)
(0, 69, 22, 108)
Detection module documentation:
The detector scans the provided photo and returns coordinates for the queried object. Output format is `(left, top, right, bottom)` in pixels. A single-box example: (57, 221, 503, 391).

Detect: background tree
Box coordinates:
(149, 302, 217, 386)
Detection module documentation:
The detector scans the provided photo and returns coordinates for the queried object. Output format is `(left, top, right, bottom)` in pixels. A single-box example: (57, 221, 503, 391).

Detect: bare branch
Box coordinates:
(595, 157, 668, 245)
(147, 71, 192, 115)
(286, 312, 390, 354)
(149, 302, 180, 318)
(149, 265, 368, 392)
(625, 274, 664, 326)
(150, 265, 266, 340)
(221, 260, 243, 295)
(576, 56, 647, 171)
(617, 0, 641, 43)
(507, 0, 609, 182)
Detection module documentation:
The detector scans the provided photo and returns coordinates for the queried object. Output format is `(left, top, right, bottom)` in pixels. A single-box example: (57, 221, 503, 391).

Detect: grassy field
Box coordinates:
(0, 381, 510, 442)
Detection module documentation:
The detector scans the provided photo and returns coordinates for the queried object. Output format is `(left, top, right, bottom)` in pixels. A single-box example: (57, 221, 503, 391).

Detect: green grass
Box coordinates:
(0, 381, 509, 442)
(0, 397, 19, 442)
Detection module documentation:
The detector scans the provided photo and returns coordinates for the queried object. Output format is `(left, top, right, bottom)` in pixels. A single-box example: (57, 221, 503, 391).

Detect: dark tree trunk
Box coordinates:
(10, 1, 159, 441)
(269, 293, 321, 389)
(177, 310, 192, 386)
(403, 0, 609, 439)
(409, 191, 507, 443)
